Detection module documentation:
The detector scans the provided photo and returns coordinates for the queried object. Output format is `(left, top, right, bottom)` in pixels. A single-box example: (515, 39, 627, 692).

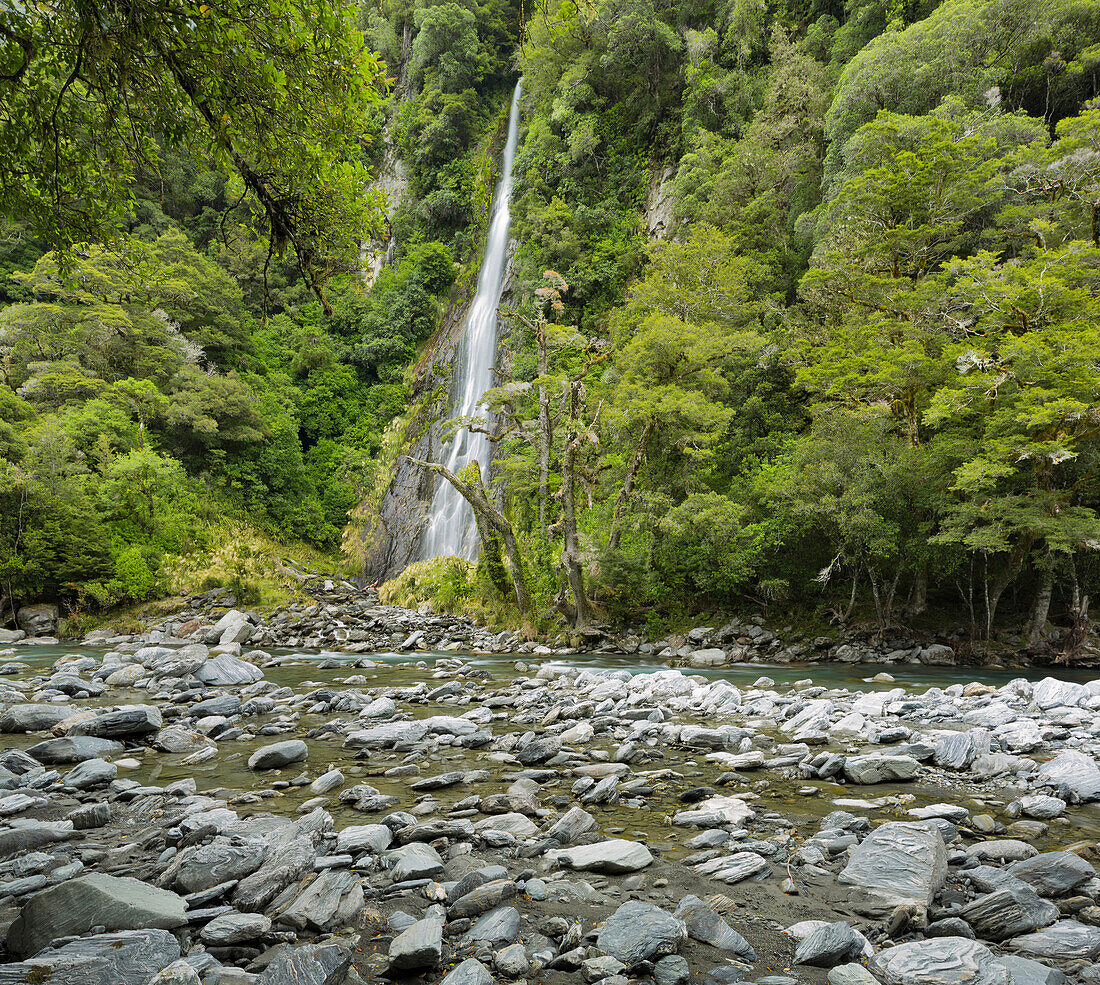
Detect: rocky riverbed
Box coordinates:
(0, 600, 1099, 985)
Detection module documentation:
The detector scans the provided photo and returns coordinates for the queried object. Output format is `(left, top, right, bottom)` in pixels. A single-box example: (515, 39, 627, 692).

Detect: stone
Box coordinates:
(148, 960, 202, 985)
(389, 917, 444, 970)
(794, 922, 866, 967)
(463, 906, 522, 947)
(71, 705, 162, 738)
(0, 704, 74, 733)
(233, 836, 316, 912)
(249, 740, 308, 770)
(441, 959, 493, 985)
(448, 879, 519, 918)
(843, 755, 921, 784)
(26, 736, 124, 764)
(195, 653, 263, 686)
(344, 721, 428, 749)
(597, 900, 687, 968)
(1018, 796, 1066, 820)
(960, 886, 1060, 941)
(63, 757, 117, 790)
(1008, 920, 1100, 961)
(495, 942, 529, 978)
(546, 839, 654, 873)
(829, 965, 882, 985)
(934, 732, 986, 770)
(873, 938, 1008, 985)
(1035, 751, 1100, 802)
(7, 873, 187, 957)
(189, 694, 242, 718)
(16, 602, 58, 636)
(998, 956, 1064, 985)
(673, 895, 755, 961)
(1008, 851, 1096, 897)
(255, 942, 352, 984)
(172, 841, 267, 893)
(274, 868, 364, 932)
(967, 840, 1037, 863)
(546, 805, 598, 844)
(388, 842, 444, 882)
(201, 911, 272, 945)
(337, 824, 392, 855)
(655, 955, 691, 985)
(839, 821, 947, 917)
(0, 929, 180, 985)
(153, 725, 217, 754)
(1033, 678, 1089, 709)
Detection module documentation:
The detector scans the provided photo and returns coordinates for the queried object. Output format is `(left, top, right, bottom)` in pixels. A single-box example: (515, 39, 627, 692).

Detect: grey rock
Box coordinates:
(655, 955, 691, 985)
(546, 805, 598, 845)
(26, 736, 124, 765)
(336, 823, 392, 855)
(441, 959, 493, 985)
(195, 653, 263, 686)
(546, 839, 653, 873)
(274, 868, 364, 932)
(494, 943, 529, 978)
(71, 705, 162, 738)
(1035, 751, 1100, 802)
(172, 840, 267, 893)
(1007, 851, 1096, 897)
(233, 836, 316, 912)
(839, 821, 946, 917)
(998, 956, 1064, 985)
(873, 937, 1008, 985)
(0, 929, 180, 985)
(7, 873, 186, 957)
(152, 725, 217, 755)
(249, 740, 308, 770)
(1008, 920, 1100, 961)
(387, 842, 444, 882)
(63, 757, 117, 790)
(960, 886, 1060, 941)
(201, 911, 272, 945)
(794, 922, 866, 967)
(148, 960, 203, 985)
(17, 602, 58, 636)
(674, 894, 755, 961)
(344, 721, 428, 749)
(0, 704, 74, 733)
(934, 732, 986, 770)
(255, 942, 352, 985)
(463, 906, 522, 947)
(597, 900, 686, 968)
(389, 917, 444, 970)
(448, 879, 519, 918)
(189, 694, 242, 718)
(829, 965, 882, 985)
(842, 755, 921, 784)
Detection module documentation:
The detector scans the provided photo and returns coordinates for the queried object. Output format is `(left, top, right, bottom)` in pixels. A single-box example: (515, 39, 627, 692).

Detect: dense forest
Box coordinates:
(1, 0, 1099, 649)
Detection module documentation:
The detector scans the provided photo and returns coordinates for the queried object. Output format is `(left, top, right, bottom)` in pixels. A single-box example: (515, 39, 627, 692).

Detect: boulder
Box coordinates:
(200, 911, 271, 945)
(255, 942, 352, 985)
(673, 895, 756, 961)
(596, 900, 686, 968)
(960, 886, 1060, 941)
(274, 869, 364, 932)
(546, 839, 654, 873)
(1035, 751, 1100, 802)
(0, 929, 180, 985)
(388, 842, 444, 882)
(171, 840, 267, 893)
(70, 705, 162, 739)
(1007, 851, 1096, 897)
(794, 922, 866, 968)
(16, 602, 58, 636)
(195, 653, 262, 686)
(0, 704, 74, 733)
(843, 755, 921, 784)
(26, 736, 124, 765)
(462, 906, 521, 947)
(839, 821, 946, 917)
(873, 937, 1008, 985)
(1008, 920, 1100, 962)
(248, 740, 308, 771)
(441, 959, 493, 985)
(389, 916, 444, 970)
(998, 956, 1064, 985)
(7, 873, 186, 957)
(546, 805, 598, 844)
(1033, 678, 1089, 709)
(63, 758, 117, 790)
(344, 721, 429, 749)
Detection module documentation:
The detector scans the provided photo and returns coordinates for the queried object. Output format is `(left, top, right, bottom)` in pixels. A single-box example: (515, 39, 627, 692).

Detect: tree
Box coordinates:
(0, 1, 388, 311)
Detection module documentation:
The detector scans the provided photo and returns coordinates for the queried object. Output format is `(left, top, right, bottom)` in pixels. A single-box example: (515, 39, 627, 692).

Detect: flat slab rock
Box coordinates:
(7, 872, 186, 958)
(1008, 920, 1100, 962)
(545, 838, 654, 873)
(839, 821, 946, 917)
(255, 941, 352, 984)
(0, 929, 180, 984)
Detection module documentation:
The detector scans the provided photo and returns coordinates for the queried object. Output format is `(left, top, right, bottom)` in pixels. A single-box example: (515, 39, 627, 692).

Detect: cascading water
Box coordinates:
(421, 81, 522, 561)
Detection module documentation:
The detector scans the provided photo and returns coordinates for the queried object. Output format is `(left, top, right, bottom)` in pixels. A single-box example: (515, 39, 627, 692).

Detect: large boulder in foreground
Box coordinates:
(1034, 751, 1100, 802)
(839, 821, 946, 917)
(0, 929, 180, 984)
(872, 937, 1009, 985)
(7, 873, 186, 957)
(597, 900, 686, 968)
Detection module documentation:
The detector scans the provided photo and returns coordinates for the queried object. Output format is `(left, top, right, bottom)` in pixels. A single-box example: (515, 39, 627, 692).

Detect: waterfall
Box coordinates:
(421, 81, 522, 561)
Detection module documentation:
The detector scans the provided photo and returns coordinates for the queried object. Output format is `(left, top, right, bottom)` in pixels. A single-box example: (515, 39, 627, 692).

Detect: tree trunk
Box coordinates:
(559, 382, 590, 629)
(406, 457, 534, 632)
(607, 418, 652, 552)
(982, 537, 1032, 639)
(907, 564, 927, 616)
(537, 318, 552, 536)
(1029, 560, 1054, 645)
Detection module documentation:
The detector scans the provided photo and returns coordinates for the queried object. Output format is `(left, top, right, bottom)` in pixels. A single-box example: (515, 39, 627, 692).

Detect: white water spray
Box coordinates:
(421, 82, 522, 560)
